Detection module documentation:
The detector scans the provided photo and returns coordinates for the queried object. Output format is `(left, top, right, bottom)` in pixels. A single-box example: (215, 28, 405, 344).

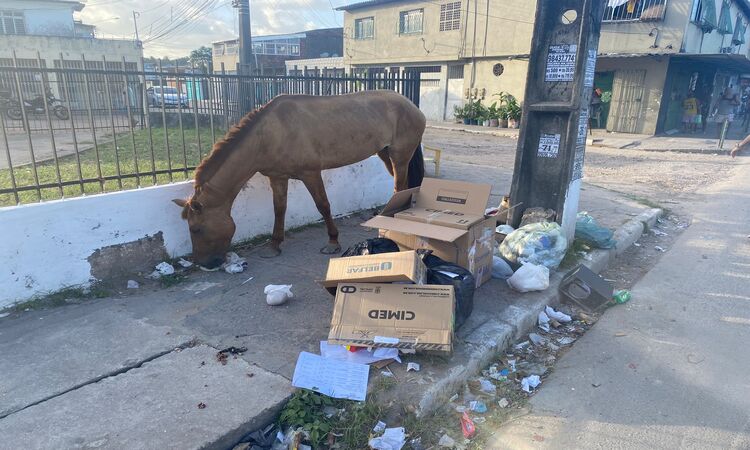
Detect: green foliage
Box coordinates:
(279, 390, 335, 447)
(494, 91, 521, 120)
(189, 46, 213, 69)
(453, 103, 466, 119)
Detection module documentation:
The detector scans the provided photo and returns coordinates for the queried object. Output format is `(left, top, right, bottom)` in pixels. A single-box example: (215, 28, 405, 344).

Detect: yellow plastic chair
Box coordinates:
(423, 145, 442, 177)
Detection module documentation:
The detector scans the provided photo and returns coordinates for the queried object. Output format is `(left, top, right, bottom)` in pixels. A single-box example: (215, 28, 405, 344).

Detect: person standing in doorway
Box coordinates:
(682, 91, 699, 133)
(713, 86, 740, 137)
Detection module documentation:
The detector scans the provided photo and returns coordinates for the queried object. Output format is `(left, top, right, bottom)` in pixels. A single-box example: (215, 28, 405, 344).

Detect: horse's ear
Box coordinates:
(172, 199, 188, 208)
(190, 200, 203, 213)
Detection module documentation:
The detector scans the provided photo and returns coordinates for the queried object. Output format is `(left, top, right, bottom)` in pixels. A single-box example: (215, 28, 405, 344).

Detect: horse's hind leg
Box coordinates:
(259, 175, 288, 258)
(377, 148, 394, 176)
(300, 171, 341, 254)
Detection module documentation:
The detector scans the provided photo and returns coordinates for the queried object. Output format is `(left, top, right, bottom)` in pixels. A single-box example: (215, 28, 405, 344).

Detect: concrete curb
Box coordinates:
(426, 124, 519, 139)
(415, 207, 663, 415)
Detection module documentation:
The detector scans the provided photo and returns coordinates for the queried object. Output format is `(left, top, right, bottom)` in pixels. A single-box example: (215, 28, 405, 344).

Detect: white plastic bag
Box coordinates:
(264, 284, 293, 306)
(499, 222, 568, 268)
(507, 263, 549, 292)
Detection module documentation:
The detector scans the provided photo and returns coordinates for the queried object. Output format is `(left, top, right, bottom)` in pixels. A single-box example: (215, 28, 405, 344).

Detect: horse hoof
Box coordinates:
(259, 245, 281, 258)
(320, 243, 341, 255)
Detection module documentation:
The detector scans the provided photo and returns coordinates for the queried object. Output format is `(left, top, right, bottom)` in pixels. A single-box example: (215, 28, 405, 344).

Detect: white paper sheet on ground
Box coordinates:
(368, 427, 406, 450)
(545, 306, 572, 323)
(292, 352, 369, 401)
(521, 375, 541, 393)
(319, 341, 401, 365)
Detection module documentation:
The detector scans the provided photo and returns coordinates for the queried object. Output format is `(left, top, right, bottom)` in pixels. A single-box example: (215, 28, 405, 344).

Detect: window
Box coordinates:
(355, 17, 374, 39)
(602, 0, 666, 22)
(691, 0, 704, 22)
(225, 42, 238, 55)
(399, 9, 424, 34)
(440, 2, 461, 31)
(0, 10, 25, 35)
(290, 44, 300, 55)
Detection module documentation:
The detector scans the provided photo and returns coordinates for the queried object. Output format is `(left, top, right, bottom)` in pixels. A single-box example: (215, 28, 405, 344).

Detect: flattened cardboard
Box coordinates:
(394, 207, 485, 230)
(328, 283, 455, 353)
(320, 251, 427, 288)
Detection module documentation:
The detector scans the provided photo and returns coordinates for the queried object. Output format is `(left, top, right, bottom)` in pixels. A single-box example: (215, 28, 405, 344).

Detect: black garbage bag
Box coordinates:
(341, 237, 400, 257)
(417, 250, 475, 329)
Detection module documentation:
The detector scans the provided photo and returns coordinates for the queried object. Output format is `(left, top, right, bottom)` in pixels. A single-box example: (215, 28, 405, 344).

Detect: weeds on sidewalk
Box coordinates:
(3, 283, 110, 313)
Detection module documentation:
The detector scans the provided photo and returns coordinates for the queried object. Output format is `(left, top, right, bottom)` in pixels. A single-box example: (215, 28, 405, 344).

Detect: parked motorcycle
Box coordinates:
(5, 88, 70, 121)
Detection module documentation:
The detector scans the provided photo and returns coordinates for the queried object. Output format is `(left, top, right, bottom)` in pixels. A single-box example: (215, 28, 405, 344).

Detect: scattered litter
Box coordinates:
(216, 346, 247, 365)
(473, 416, 487, 424)
(381, 371, 394, 378)
(614, 332, 628, 337)
(223, 252, 248, 274)
(469, 400, 488, 413)
(409, 437, 424, 450)
(545, 306, 572, 323)
(651, 229, 669, 236)
(521, 375, 541, 393)
(528, 333, 546, 346)
(613, 290, 631, 304)
(320, 342, 401, 365)
(460, 411, 477, 438)
(491, 256, 514, 279)
(241, 423, 278, 449)
(560, 265, 614, 313)
(126, 280, 139, 289)
(557, 336, 576, 345)
(368, 427, 405, 450)
(240, 276, 254, 285)
(538, 311, 551, 332)
(438, 434, 456, 448)
(488, 365, 509, 381)
(197, 402, 206, 409)
(292, 352, 369, 401)
(177, 258, 193, 268)
(499, 221, 568, 268)
(655, 246, 666, 252)
(514, 341, 530, 351)
(373, 421, 387, 434)
(323, 406, 340, 418)
(149, 261, 175, 278)
(633, 242, 641, 247)
(407, 362, 421, 372)
(478, 377, 497, 395)
(575, 212, 616, 249)
(508, 359, 517, 372)
(592, 382, 602, 388)
(498, 398, 509, 408)
(265, 284, 293, 306)
(455, 405, 467, 413)
(507, 263, 550, 292)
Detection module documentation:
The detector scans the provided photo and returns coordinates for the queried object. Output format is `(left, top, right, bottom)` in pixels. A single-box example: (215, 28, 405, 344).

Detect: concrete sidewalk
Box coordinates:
(0, 160, 655, 449)
(426, 120, 742, 153)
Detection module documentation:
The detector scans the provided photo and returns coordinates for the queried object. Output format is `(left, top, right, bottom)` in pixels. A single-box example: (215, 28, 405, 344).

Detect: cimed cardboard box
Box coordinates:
(363, 178, 495, 287)
(320, 251, 427, 289)
(328, 283, 455, 353)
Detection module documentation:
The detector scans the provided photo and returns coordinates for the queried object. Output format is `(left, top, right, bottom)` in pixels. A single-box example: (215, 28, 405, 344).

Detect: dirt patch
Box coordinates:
(87, 232, 170, 283)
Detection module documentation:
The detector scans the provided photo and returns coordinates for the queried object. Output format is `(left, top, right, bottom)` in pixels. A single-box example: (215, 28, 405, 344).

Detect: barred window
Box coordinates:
(355, 17, 374, 39)
(0, 10, 25, 35)
(440, 2, 461, 31)
(399, 9, 424, 35)
(602, 0, 666, 22)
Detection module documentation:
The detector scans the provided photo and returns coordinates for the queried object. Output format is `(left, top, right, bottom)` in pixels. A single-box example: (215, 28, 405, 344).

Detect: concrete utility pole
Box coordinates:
(509, 0, 604, 240)
(132, 11, 140, 45)
(233, 0, 254, 114)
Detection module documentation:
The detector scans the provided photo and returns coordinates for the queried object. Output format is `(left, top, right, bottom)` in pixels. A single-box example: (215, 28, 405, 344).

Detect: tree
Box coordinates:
(189, 46, 212, 70)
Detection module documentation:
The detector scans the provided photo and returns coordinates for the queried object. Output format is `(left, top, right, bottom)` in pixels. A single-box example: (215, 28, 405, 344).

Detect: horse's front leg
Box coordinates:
(299, 171, 340, 254)
(259, 176, 289, 258)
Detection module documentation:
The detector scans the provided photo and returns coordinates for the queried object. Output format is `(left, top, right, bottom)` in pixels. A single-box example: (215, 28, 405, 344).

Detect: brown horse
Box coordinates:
(173, 90, 426, 269)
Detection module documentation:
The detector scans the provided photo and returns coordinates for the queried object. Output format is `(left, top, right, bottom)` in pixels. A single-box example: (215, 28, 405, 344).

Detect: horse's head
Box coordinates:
(173, 196, 235, 269)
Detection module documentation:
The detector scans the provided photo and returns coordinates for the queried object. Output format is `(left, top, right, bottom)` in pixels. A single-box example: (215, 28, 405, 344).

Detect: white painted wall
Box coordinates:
(419, 70, 446, 121)
(5, 0, 77, 36)
(0, 157, 393, 307)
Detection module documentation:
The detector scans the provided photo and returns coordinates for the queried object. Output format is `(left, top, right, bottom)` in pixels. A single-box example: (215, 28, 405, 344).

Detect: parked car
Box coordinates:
(147, 86, 189, 109)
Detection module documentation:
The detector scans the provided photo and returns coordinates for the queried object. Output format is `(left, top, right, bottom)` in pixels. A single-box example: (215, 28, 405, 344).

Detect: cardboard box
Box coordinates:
(363, 178, 495, 287)
(394, 207, 485, 230)
(320, 251, 427, 289)
(328, 283, 455, 353)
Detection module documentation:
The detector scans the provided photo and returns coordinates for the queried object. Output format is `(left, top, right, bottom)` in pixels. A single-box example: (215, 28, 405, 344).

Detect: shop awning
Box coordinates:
(671, 53, 750, 72)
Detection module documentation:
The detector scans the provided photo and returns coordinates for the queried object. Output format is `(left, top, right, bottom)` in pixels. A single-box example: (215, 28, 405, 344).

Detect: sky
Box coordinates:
(78, 0, 346, 58)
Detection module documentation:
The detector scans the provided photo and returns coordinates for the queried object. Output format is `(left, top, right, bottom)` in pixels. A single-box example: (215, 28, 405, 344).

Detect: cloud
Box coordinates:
(79, 0, 344, 58)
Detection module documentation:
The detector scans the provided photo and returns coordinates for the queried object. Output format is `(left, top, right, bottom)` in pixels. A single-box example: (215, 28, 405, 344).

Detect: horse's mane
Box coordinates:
(194, 103, 270, 187)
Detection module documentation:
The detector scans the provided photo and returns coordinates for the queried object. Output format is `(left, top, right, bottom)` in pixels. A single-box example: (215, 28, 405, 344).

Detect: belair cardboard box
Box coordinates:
(328, 283, 455, 353)
(320, 251, 427, 290)
(363, 178, 495, 287)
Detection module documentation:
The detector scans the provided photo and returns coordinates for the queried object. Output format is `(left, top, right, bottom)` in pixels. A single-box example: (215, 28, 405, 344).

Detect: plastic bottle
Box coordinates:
(613, 290, 631, 304)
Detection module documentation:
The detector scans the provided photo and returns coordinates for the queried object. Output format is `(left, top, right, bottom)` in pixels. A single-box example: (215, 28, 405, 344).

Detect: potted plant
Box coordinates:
(453, 104, 468, 124)
(476, 102, 490, 126)
(506, 96, 521, 129)
(487, 102, 500, 127)
(465, 100, 482, 125)
(493, 91, 512, 127)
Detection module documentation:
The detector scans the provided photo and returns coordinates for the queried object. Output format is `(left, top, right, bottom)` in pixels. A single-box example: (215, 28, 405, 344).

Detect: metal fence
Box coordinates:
(0, 58, 420, 206)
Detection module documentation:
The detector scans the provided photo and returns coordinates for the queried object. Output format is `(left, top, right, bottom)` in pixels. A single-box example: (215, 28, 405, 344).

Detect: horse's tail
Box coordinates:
(407, 143, 425, 188)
